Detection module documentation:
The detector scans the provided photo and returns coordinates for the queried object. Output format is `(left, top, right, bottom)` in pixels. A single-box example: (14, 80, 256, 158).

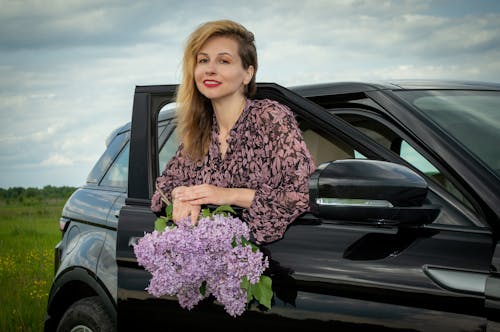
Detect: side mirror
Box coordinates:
(309, 159, 440, 227)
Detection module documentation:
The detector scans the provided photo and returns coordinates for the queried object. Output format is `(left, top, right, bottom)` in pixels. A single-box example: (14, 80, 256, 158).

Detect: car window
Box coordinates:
(100, 143, 129, 188)
(92, 125, 169, 190)
(334, 113, 477, 215)
(395, 90, 500, 178)
(159, 127, 179, 172)
(398, 141, 473, 209)
(87, 131, 130, 184)
(300, 121, 361, 167)
(400, 141, 439, 176)
(301, 113, 482, 227)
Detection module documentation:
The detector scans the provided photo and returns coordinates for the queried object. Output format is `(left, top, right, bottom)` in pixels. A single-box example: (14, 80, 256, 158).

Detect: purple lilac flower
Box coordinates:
(133, 214, 269, 317)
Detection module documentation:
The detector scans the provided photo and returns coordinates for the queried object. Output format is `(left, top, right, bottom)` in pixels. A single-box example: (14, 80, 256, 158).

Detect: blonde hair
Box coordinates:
(176, 19, 258, 161)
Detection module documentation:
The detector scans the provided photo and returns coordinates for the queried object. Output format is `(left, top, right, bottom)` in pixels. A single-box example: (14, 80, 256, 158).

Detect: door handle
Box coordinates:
(423, 265, 488, 296)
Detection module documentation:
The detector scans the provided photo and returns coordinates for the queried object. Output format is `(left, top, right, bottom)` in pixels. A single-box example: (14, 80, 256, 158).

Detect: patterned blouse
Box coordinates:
(151, 98, 316, 243)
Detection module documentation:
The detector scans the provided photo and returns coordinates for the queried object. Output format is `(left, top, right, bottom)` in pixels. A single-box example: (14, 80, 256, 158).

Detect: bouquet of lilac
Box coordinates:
(133, 204, 272, 317)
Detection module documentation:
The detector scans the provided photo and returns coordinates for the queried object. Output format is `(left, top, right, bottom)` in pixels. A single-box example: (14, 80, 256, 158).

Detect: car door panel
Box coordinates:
(260, 219, 491, 331)
(119, 216, 491, 331)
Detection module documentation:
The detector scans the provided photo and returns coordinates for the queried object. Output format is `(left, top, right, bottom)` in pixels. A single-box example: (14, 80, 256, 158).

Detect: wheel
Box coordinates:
(56, 296, 116, 332)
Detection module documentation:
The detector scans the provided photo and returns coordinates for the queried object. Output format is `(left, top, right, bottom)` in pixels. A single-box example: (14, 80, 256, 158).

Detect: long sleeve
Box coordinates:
(242, 103, 315, 243)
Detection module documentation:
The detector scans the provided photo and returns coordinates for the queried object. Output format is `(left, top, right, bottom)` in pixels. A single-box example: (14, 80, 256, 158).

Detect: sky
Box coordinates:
(1, 0, 500, 188)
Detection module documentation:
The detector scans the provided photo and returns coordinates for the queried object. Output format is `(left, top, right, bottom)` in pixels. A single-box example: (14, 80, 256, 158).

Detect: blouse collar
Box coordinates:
(211, 98, 252, 137)
(209, 98, 252, 159)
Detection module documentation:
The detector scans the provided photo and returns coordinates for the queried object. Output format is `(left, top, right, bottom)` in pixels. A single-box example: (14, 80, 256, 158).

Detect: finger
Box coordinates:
(172, 201, 190, 222)
(190, 207, 200, 225)
(172, 207, 185, 222)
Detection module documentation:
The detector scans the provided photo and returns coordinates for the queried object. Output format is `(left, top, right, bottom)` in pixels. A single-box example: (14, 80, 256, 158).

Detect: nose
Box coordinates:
(205, 61, 216, 75)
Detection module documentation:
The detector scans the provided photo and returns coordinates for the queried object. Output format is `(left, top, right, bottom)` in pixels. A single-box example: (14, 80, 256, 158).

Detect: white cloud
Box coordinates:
(41, 153, 74, 166)
(1, 0, 500, 187)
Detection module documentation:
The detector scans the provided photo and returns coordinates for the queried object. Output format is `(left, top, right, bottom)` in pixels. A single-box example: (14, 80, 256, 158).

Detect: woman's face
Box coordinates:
(194, 36, 254, 103)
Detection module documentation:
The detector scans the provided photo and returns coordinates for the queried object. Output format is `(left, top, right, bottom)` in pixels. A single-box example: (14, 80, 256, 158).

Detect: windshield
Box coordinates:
(394, 90, 500, 178)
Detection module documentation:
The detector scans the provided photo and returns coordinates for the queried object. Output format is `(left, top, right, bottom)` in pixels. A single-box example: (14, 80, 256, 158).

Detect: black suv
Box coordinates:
(45, 81, 500, 332)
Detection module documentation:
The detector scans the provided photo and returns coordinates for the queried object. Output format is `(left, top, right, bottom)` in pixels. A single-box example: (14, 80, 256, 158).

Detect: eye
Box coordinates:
(218, 56, 232, 64)
(197, 58, 208, 64)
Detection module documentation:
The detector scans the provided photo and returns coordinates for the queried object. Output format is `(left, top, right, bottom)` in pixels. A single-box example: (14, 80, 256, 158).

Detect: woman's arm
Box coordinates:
(174, 185, 255, 208)
(243, 103, 316, 243)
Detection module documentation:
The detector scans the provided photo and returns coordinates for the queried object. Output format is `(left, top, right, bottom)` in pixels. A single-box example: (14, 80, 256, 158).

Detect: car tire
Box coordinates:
(56, 296, 116, 332)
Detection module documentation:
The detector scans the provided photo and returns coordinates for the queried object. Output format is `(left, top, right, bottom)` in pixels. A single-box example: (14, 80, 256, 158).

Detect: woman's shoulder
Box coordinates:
(248, 98, 294, 126)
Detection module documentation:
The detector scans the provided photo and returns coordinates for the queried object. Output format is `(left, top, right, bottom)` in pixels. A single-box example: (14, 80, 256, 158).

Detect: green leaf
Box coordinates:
(154, 217, 167, 232)
(199, 281, 207, 297)
(201, 208, 211, 218)
(241, 275, 273, 310)
(240, 236, 250, 247)
(212, 204, 236, 216)
(252, 275, 273, 310)
(240, 277, 253, 302)
(165, 204, 173, 221)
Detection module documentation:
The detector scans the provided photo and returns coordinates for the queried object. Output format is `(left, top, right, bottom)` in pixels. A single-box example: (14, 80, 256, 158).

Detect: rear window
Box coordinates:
(86, 131, 130, 184)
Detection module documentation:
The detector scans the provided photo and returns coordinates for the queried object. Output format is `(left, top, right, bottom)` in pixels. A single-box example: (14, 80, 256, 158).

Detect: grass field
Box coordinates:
(0, 199, 63, 332)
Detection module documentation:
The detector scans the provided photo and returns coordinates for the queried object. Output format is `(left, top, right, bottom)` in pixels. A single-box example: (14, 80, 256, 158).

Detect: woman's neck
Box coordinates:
(212, 95, 247, 133)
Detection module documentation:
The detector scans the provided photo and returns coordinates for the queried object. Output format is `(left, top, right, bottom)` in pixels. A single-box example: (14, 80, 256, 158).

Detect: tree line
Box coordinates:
(0, 186, 78, 204)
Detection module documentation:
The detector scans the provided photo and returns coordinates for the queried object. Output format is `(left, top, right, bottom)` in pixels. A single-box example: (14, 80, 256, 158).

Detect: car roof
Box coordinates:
(290, 79, 500, 98)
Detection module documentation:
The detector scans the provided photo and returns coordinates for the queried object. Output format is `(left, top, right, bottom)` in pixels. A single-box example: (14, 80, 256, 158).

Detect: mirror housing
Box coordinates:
(309, 159, 440, 227)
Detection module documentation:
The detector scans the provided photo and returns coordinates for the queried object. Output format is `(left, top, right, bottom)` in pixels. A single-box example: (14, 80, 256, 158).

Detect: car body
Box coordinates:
(45, 80, 500, 332)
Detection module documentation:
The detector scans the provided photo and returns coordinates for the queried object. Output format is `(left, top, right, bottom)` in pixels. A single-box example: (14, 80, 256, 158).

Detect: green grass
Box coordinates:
(0, 199, 63, 332)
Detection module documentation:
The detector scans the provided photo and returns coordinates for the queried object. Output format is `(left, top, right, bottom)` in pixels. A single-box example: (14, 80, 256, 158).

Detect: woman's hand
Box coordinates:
(174, 184, 255, 208)
(174, 184, 229, 206)
(172, 199, 201, 225)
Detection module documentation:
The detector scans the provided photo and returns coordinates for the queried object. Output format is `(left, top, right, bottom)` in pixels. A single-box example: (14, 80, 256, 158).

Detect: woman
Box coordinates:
(151, 19, 315, 244)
